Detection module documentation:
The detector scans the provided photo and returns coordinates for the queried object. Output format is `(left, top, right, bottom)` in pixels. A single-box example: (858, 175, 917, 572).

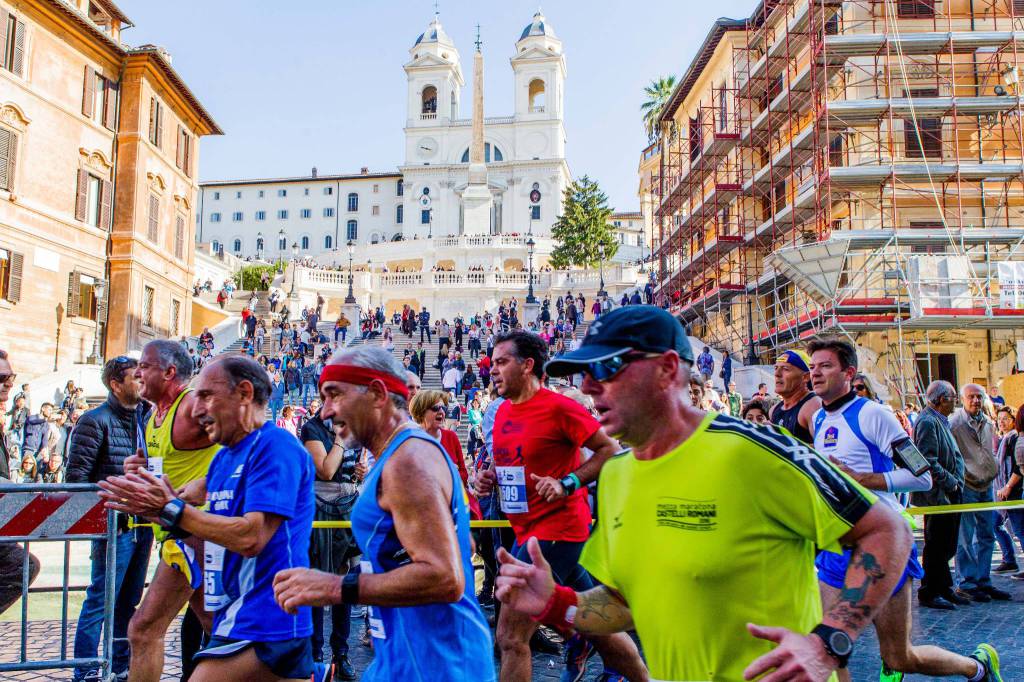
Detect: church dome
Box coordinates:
(519, 11, 556, 41)
(414, 17, 454, 47)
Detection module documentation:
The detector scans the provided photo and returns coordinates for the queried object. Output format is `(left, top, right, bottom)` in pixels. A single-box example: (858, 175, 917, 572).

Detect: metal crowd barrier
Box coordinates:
(0, 483, 117, 679)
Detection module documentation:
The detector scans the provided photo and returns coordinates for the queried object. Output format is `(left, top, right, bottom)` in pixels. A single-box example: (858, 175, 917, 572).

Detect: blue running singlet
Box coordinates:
(351, 427, 495, 682)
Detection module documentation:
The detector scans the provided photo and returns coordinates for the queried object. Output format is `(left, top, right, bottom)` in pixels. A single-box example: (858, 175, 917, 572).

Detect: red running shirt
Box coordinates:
(492, 388, 600, 542)
(440, 429, 481, 520)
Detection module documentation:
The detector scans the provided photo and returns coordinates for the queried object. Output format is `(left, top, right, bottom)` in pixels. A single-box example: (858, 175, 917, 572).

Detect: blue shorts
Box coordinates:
(816, 544, 923, 595)
(512, 539, 595, 592)
(194, 635, 313, 678)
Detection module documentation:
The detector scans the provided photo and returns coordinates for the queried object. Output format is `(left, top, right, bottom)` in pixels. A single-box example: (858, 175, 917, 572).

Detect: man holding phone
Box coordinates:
(808, 337, 1001, 682)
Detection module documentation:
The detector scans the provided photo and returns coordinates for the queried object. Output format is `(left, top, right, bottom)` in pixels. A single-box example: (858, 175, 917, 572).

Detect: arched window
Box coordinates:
(371, 233, 380, 244)
(421, 85, 437, 114)
(278, 236, 287, 250)
(347, 193, 359, 212)
(256, 237, 264, 251)
(347, 220, 358, 241)
(300, 236, 309, 250)
(461, 143, 503, 163)
(232, 239, 241, 253)
(211, 240, 220, 252)
(396, 204, 404, 224)
(528, 79, 546, 112)
(324, 235, 333, 249)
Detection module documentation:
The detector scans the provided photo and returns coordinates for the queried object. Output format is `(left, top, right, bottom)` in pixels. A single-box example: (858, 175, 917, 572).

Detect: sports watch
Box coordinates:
(811, 624, 853, 668)
(559, 473, 581, 495)
(158, 498, 187, 529)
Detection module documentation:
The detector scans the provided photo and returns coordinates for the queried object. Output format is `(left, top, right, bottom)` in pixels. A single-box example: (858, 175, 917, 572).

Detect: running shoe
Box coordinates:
(878, 664, 903, 681)
(561, 633, 596, 682)
(311, 661, 333, 682)
(971, 643, 1002, 682)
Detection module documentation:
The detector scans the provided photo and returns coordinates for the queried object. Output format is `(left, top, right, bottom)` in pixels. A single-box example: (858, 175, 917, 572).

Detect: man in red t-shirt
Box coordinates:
(477, 330, 646, 682)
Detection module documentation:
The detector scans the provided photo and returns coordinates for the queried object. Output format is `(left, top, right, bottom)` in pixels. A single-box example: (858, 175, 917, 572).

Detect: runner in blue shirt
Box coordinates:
(100, 356, 327, 681)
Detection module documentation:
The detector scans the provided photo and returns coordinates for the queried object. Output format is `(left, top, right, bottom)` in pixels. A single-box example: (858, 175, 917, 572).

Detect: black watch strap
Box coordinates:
(341, 572, 360, 605)
(811, 624, 853, 668)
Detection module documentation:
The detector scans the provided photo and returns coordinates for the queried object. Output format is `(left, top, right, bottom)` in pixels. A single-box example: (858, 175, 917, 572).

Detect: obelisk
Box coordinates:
(461, 25, 493, 236)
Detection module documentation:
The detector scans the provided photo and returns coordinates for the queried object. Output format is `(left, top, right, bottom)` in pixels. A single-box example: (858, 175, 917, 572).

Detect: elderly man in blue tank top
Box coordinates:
(273, 345, 494, 682)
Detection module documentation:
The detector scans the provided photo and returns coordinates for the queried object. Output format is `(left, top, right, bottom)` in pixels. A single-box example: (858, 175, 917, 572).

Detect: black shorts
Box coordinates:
(511, 539, 595, 592)
(194, 635, 313, 678)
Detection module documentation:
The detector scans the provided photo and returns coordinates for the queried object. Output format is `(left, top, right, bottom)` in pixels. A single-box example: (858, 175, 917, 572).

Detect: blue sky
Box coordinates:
(118, 0, 753, 210)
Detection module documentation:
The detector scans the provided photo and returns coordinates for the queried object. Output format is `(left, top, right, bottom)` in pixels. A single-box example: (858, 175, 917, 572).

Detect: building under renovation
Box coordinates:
(649, 0, 1024, 403)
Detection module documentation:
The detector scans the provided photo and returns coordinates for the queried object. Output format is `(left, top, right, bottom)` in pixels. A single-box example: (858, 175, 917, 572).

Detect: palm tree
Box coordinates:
(641, 75, 677, 142)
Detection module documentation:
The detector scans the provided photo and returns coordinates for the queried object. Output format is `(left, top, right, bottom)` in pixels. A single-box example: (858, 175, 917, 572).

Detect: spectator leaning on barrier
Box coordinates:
(912, 380, 966, 610)
(66, 356, 155, 682)
(0, 349, 40, 616)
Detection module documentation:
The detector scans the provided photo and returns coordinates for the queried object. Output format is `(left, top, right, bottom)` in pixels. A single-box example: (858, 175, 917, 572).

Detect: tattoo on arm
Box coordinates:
(574, 586, 634, 635)
(828, 549, 886, 633)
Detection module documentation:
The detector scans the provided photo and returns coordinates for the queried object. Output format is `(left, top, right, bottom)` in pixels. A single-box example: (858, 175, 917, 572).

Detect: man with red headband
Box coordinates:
(272, 346, 494, 681)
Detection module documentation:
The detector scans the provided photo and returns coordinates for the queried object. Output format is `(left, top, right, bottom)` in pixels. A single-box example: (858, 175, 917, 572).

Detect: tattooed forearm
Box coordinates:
(574, 586, 634, 635)
(826, 548, 887, 633)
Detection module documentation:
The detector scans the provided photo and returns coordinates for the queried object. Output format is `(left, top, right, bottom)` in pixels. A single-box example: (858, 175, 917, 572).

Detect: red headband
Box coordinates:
(319, 364, 410, 400)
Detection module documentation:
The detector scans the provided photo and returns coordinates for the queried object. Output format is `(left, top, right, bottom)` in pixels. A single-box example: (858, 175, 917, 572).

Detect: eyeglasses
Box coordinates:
(582, 352, 663, 383)
(853, 384, 867, 392)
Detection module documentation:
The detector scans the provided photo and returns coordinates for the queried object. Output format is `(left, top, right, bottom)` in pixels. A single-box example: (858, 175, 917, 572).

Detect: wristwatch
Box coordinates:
(158, 498, 186, 529)
(559, 473, 581, 495)
(811, 624, 853, 668)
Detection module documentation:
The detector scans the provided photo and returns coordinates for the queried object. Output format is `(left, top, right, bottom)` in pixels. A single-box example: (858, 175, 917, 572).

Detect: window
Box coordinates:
(828, 135, 844, 167)
(323, 207, 335, 218)
(170, 298, 181, 335)
(347, 193, 359, 211)
(1, 12, 27, 76)
(718, 86, 728, 132)
(301, 236, 309, 250)
(175, 126, 193, 177)
(82, 67, 116, 129)
(324, 235, 333, 249)
(421, 209, 431, 225)
(68, 272, 100, 321)
(371, 234, 380, 244)
(0, 248, 23, 303)
(233, 238, 241, 253)
(688, 116, 702, 161)
(0, 126, 17, 191)
(278, 189, 287, 197)
(422, 85, 438, 114)
(373, 184, 379, 193)
(304, 188, 310, 196)
(372, 205, 380, 216)
(324, 186, 333, 196)
(897, 0, 935, 17)
(236, 191, 242, 199)
(346, 220, 358, 240)
(255, 210, 266, 221)
(905, 89, 942, 159)
(396, 204, 404, 224)
(258, 190, 265, 198)
(530, 205, 541, 220)
(278, 210, 288, 219)
(528, 79, 546, 112)
(75, 170, 110, 229)
(232, 211, 243, 222)
(211, 240, 220, 252)
(148, 98, 164, 147)
(145, 194, 160, 241)
(460, 143, 504, 163)
(210, 212, 221, 222)
(301, 209, 311, 219)
(213, 191, 221, 200)
(142, 285, 154, 327)
(397, 180, 404, 196)
(174, 215, 185, 259)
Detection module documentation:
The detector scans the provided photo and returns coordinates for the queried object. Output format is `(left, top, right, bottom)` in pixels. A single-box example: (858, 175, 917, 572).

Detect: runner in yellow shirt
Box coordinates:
(123, 340, 221, 682)
(495, 307, 917, 682)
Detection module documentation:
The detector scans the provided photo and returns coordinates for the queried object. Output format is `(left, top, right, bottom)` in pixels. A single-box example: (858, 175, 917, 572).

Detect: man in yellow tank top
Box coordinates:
(123, 340, 220, 682)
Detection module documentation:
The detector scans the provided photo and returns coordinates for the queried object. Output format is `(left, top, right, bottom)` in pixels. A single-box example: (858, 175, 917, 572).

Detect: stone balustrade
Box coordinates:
(298, 265, 642, 293)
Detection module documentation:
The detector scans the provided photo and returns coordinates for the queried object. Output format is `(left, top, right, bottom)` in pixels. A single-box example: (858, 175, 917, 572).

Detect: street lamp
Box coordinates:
(526, 236, 537, 304)
(87, 280, 106, 364)
(277, 228, 286, 272)
(345, 239, 356, 304)
(428, 208, 433, 239)
(289, 241, 299, 299)
(597, 242, 607, 298)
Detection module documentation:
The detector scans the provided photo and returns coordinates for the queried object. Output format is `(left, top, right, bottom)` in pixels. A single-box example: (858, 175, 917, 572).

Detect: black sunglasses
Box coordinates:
(430, 404, 447, 413)
(0, 373, 15, 385)
(582, 352, 662, 382)
(853, 384, 867, 391)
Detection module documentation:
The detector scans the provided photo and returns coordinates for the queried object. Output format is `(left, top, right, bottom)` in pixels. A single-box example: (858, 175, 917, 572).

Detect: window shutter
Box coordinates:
(155, 102, 163, 148)
(99, 180, 112, 229)
(7, 251, 23, 303)
(0, 9, 10, 71)
(148, 97, 156, 143)
(184, 134, 192, 178)
(0, 127, 14, 191)
(175, 125, 184, 169)
(102, 79, 117, 130)
(67, 271, 81, 317)
(82, 66, 96, 117)
(11, 18, 25, 76)
(148, 194, 159, 242)
(75, 169, 88, 221)
(175, 215, 185, 259)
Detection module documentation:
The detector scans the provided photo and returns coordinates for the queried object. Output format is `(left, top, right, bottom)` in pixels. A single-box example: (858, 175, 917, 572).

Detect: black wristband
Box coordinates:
(340, 572, 360, 605)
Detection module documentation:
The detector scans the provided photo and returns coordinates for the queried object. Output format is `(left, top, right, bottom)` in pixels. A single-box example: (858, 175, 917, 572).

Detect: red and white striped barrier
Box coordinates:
(0, 491, 107, 538)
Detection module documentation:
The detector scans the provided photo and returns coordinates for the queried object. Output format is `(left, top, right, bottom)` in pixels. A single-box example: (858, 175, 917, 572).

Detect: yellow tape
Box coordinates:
(127, 499, 1024, 531)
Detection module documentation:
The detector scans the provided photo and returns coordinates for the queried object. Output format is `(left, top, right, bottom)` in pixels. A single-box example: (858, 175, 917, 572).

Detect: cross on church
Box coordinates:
(433, 0, 439, 17)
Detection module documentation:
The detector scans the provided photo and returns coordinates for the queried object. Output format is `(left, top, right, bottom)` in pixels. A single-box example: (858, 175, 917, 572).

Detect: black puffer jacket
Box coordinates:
(66, 394, 150, 483)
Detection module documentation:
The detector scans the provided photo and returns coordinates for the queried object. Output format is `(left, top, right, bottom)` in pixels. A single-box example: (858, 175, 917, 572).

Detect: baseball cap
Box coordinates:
(544, 305, 693, 378)
(776, 349, 811, 373)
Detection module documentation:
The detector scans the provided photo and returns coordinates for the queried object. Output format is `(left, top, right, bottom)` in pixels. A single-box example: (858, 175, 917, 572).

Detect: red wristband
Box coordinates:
(532, 584, 578, 636)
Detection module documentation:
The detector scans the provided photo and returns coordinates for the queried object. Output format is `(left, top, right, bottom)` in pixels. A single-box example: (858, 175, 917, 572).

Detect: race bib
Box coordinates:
(203, 543, 229, 611)
(496, 466, 529, 514)
(146, 457, 163, 478)
(360, 560, 386, 639)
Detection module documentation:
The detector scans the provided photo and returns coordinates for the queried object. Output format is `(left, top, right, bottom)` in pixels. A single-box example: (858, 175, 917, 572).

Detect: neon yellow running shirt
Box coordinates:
(145, 388, 219, 489)
(580, 413, 875, 682)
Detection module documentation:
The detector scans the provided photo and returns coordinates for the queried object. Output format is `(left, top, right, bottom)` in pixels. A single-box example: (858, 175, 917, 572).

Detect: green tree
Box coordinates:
(641, 75, 677, 142)
(549, 176, 617, 270)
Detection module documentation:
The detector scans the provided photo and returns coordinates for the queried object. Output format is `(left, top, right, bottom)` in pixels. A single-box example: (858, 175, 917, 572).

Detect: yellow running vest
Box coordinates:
(145, 388, 220, 489)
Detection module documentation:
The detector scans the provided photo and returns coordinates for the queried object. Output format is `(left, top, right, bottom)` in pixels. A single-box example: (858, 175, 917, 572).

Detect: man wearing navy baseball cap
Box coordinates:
(497, 306, 912, 682)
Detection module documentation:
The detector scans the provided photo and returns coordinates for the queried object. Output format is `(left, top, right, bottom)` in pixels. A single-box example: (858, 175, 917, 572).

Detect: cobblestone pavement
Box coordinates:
(1, 558, 1021, 680)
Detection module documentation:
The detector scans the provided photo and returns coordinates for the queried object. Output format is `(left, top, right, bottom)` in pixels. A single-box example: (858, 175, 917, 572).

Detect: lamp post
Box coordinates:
(526, 236, 537, 304)
(289, 241, 299, 299)
(277, 228, 286, 272)
(639, 226, 646, 272)
(87, 280, 106, 364)
(54, 302, 64, 372)
(345, 239, 356, 304)
(428, 208, 433, 239)
(597, 242, 607, 298)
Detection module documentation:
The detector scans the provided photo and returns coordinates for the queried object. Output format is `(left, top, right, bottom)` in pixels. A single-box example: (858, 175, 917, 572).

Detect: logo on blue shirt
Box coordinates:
(823, 426, 839, 449)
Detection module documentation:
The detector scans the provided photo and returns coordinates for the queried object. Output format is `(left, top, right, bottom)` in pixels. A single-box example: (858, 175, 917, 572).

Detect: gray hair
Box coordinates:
(216, 355, 271, 406)
(330, 345, 409, 412)
(145, 340, 194, 382)
(960, 383, 985, 398)
(925, 380, 956, 405)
